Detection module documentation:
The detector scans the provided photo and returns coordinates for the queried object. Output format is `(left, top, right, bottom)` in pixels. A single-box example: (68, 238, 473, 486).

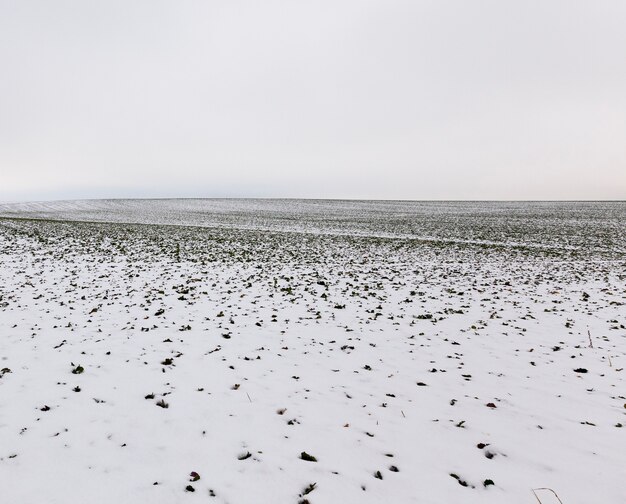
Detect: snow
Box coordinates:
(0, 201, 624, 504)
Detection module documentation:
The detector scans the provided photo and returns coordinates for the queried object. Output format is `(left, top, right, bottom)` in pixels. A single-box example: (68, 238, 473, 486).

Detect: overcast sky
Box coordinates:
(1, 0, 625, 201)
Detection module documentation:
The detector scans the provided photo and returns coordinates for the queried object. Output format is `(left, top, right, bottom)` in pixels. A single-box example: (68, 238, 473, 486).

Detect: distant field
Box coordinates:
(1, 199, 624, 256)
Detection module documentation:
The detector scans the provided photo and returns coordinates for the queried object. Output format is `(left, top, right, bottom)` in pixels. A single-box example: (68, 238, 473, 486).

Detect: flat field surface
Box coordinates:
(0, 200, 624, 504)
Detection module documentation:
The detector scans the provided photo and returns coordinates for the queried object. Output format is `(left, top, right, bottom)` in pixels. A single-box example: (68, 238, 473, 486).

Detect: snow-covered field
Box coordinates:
(0, 200, 624, 504)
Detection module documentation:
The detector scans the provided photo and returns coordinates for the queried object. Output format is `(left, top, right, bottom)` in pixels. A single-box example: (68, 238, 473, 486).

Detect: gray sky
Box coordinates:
(1, 0, 625, 201)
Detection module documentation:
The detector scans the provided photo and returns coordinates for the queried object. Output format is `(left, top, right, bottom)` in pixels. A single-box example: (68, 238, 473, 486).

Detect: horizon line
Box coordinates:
(1, 196, 625, 205)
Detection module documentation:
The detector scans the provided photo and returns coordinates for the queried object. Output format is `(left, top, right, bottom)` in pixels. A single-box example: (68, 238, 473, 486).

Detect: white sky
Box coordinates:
(1, 0, 625, 201)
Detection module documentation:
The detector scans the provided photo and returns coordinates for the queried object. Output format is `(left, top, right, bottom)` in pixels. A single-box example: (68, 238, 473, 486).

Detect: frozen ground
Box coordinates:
(0, 200, 624, 504)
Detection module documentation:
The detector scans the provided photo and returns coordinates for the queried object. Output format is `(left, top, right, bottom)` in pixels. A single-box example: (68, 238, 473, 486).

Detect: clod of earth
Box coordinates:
(300, 452, 317, 462)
